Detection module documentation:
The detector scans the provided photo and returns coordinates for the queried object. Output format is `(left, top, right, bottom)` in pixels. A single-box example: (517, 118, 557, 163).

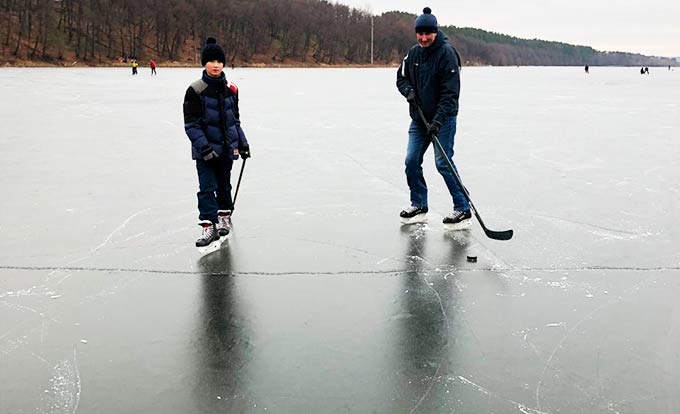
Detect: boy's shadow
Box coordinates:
(191, 246, 253, 412)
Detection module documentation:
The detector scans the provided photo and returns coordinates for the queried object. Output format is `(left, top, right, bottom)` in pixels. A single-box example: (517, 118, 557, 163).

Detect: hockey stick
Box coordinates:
(232, 158, 246, 210)
(415, 105, 513, 241)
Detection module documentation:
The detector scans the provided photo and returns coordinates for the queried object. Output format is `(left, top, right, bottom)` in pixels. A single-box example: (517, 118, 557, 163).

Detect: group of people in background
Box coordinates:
(126, 56, 157, 75)
(585, 65, 676, 75)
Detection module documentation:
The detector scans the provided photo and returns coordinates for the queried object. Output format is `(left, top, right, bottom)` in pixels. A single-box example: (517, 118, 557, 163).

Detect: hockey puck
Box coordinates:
(466, 255, 477, 263)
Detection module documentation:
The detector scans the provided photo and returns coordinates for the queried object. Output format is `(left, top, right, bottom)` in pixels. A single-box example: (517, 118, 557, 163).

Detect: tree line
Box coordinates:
(1, 0, 676, 67)
(447, 27, 676, 67)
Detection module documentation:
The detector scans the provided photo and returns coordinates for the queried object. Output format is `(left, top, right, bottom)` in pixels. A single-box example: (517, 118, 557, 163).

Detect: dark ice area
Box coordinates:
(1, 67, 680, 413)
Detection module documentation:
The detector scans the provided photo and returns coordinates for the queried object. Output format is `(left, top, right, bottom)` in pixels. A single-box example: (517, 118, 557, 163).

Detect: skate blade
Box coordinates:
(197, 238, 225, 255)
(443, 219, 472, 231)
(400, 213, 428, 225)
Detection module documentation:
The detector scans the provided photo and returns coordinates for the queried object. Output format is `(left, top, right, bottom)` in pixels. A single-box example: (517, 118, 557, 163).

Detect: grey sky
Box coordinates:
(335, 0, 680, 57)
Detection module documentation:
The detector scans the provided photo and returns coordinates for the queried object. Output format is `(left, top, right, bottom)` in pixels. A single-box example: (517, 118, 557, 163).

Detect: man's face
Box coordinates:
(204, 60, 224, 77)
(416, 31, 437, 48)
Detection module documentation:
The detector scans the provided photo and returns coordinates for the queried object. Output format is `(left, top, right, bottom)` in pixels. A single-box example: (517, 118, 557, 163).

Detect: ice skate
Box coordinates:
(196, 221, 222, 254)
(400, 206, 428, 224)
(443, 210, 472, 231)
(217, 210, 232, 237)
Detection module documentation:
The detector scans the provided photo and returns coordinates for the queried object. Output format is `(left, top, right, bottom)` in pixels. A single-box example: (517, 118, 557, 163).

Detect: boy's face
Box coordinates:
(204, 60, 224, 77)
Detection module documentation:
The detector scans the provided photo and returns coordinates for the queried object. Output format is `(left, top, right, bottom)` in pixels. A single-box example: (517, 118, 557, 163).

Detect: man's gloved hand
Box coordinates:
(238, 146, 251, 159)
(406, 89, 417, 104)
(200, 146, 219, 161)
(427, 121, 441, 138)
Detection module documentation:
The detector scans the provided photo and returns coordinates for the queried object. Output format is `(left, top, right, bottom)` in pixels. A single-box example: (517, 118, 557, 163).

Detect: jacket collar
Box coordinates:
(202, 70, 226, 85)
(421, 30, 448, 57)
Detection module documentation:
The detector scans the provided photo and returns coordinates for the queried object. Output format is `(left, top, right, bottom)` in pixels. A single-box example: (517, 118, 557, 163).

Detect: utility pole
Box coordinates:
(370, 15, 374, 65)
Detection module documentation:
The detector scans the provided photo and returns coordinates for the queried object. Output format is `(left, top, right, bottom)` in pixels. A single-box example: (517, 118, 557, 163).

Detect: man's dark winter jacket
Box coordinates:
(396, 30, 461, 126)
(183, 70, 248, 160)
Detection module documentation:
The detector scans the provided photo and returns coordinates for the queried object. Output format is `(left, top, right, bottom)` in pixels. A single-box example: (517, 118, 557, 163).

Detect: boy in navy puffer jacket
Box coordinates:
(183, 37, 250, 248)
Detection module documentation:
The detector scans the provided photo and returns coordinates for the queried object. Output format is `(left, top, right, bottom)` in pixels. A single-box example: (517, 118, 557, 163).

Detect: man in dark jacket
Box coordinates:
(396, 7, 471, 230)
(183, 37, 250, 247)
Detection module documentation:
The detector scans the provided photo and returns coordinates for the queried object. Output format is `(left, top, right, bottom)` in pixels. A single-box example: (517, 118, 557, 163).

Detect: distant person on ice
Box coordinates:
(183, 37, 250, 247)
(396, 7, 471, 230)
(149, 59, 157, 75)
(131, 59, 138, 75)
(585, 65, 589, 74)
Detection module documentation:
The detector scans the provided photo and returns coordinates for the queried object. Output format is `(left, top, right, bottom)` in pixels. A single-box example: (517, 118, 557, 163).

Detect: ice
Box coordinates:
(1, 66, 680, 413)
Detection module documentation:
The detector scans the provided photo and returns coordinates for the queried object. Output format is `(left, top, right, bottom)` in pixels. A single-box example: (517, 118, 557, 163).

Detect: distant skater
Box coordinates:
(585, 65, 589, 74)
(396, 7, 471, 230)
(183, 37, 250, 248)
(644, 67, 649, 74)
(131, 59, 138, 75)
(149, 59, 157, 75)
(640, 67, 645, 75)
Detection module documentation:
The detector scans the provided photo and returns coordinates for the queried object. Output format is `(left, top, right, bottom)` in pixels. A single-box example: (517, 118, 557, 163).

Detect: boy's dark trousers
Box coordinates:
(195, 155, 234, 223)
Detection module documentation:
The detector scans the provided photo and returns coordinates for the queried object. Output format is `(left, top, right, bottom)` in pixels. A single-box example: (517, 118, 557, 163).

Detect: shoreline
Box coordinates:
(2, 60, 676, 69)
(1, 60, 401, 69)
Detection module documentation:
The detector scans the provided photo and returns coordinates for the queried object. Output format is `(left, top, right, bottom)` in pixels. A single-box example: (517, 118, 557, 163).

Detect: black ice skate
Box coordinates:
(400, 206, 428, 224)
(443, 210, 472, 231)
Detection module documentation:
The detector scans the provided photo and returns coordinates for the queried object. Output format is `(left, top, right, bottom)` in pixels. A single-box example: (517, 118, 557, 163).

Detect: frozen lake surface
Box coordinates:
(1, 66, 680, 413)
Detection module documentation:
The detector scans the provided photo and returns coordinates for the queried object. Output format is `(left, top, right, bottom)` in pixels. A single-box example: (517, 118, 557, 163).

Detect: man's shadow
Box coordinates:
(191, 247, 253, 412)
(390, 225, 470, 412)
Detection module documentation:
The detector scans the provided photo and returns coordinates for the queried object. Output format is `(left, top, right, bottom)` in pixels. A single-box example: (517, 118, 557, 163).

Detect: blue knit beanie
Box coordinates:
(415, 7, 438, 33)
(201, 37, 226, 66)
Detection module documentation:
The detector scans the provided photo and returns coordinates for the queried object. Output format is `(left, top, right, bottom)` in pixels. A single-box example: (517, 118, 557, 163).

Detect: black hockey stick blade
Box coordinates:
(483, 227, 514, 241)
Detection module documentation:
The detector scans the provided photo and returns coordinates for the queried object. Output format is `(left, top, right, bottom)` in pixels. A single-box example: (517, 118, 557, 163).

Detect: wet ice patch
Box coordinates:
(39, 349, 81, 414)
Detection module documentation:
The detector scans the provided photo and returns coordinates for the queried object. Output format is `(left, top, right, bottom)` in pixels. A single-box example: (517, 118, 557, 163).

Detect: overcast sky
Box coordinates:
(335, 0, 680, 57)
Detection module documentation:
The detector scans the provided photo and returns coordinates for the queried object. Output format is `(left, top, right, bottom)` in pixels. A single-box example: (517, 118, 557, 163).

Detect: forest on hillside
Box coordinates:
(1, 0, 676, 67)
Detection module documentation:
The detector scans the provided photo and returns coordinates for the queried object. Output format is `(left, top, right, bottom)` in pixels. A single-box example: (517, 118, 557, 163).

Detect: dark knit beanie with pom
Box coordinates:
(415, 7, 438, 33)
(201, 37, 226, 66)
